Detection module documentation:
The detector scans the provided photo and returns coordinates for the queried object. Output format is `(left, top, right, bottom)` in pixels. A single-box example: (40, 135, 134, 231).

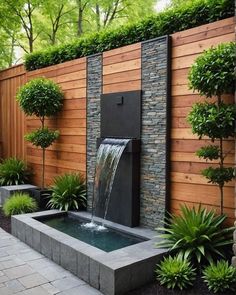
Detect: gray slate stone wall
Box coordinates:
(140, 36, 170, 228)
(86, 54, 102, 210)
(86, 38, 170, 229)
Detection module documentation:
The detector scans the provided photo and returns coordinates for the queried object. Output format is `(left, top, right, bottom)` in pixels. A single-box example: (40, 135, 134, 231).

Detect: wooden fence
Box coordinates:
(170, 17, 235, 223)
(0, 17, 235, 222)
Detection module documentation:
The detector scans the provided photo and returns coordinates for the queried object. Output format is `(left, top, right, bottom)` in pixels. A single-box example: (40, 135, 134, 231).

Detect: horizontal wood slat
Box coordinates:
(170, 17, 235, 222)
(0, 17, 234, 223)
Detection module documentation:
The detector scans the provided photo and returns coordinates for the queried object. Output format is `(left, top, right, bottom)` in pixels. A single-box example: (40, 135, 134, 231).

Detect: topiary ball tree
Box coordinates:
(188, 42, 236, 215)
(17, 77, 64, 189)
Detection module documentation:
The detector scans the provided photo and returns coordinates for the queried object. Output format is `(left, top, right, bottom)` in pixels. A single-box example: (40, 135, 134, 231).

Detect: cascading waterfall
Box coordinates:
(84, 138, 129, 230)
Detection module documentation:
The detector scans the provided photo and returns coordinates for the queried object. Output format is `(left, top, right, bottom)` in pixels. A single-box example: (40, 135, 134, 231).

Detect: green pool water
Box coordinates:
(41, 216, 144, 252)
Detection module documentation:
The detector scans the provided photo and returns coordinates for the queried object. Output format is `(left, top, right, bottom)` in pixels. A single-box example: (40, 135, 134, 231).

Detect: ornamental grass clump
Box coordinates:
(156, 255, 196, 290)
(3, 192, 37, 216)
(202, 260, 236, 293)
(0, 157, 30, 186)
(47, 173, 86, 211)
(188, 42, 236, 214)
(17, 78, 64, 189)
(156, 205, 234, 264)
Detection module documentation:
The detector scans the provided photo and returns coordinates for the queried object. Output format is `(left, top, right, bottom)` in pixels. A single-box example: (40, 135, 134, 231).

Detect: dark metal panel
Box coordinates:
(100, 90, 142, 139)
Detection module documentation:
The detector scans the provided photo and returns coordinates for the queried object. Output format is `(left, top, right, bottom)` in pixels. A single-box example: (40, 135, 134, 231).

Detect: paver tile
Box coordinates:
(0, 286, 13, 295)
(0, 229, 103, 295)
(51, 276, 85, 291)
(41, 283, 60, 295)
(5, 279, 25, 293)
(0, 275, 10, 284)
(19, 285, 51, 295)
(18, 273, 48, 289)
(3, 265, 35, 280)
(59, 284, 103, 295)
(0, 257, 25, 270)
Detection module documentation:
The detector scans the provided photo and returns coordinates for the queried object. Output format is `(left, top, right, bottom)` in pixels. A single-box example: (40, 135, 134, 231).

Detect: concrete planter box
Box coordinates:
(11, 210, 166, 294)
(0, 184, 38, 206)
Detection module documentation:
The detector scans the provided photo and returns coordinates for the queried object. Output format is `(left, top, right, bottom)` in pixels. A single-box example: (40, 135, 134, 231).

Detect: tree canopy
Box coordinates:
(0, 0, 156, 69)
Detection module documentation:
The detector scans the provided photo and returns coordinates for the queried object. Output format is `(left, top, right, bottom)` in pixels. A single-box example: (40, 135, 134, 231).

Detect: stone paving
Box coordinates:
(0, 228, 102, 295)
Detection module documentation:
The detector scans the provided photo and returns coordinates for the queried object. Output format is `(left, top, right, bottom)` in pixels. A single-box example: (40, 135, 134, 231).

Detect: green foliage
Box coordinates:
(202, 260, 236, 293)
(25, 0, 234, 70)
(3, 192, 37, 216)
(188, 42, 236, 214)
(156, 255, 196, 290)
(202, 167, 235, 187)
(25, 128, 59, 149)
(47, 173, 86, 211)
(189, 42, 236, 97)
(17, 77, 64, 189)
(16, 77, 63, 118)
(156, 205, 234, 264)
(188, 102, 236, 140)
(0, 158, 29, 186)
(196, 145, 220, 160)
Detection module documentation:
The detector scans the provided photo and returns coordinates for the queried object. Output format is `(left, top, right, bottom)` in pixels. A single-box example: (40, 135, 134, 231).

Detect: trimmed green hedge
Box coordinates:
(25, 0, 234, 71)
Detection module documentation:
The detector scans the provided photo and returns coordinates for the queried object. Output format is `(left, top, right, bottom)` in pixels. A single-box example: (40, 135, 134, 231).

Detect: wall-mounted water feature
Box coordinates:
(94, 90, 141, 227)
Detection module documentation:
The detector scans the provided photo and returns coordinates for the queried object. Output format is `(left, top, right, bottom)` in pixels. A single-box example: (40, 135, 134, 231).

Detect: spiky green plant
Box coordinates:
(47, 173, 86, 211)
(0, 158, 30, 186)
(156, 205, 234, 264)
(3, 193, 37, 216)
(202, 260, 236, 293)
(156, 255, 196, 290)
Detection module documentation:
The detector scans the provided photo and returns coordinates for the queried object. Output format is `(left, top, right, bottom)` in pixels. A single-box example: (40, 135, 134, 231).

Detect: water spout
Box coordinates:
(91, 138, 130, 225)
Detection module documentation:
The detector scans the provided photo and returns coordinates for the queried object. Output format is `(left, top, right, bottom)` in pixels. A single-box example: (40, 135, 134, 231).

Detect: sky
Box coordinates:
(155, 0, 171, 11)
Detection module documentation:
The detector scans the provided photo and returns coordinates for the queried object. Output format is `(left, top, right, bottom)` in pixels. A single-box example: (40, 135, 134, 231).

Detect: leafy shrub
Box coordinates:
(188, 102, 236, 141)
(156, 205, 234, 264)
(25, 128, 59, 149)
(202, 167, 235, 187)
(16, 78, 63, 117)
(3, 193, 37, 216)
(17, 77, 64, 189)
(47, 173, 86, 211)
(156, 255, 196, 290)
(188, 42, 235, 98)
(202, 260, 236, 293)
(25, 0, 234, 71)
(188, 42, 236, 214)
(0, 158, 29, 186)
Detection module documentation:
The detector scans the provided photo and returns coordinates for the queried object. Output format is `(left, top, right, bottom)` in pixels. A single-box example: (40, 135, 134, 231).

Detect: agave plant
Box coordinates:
(0, 158, 30, 186)
(156, 205, 234, 264)
(156, 255, 196, 290)
(47, 173, 86, 211)
(202, 260, 236, 293)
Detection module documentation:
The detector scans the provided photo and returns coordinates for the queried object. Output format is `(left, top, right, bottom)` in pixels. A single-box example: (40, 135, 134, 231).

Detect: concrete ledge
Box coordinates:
(11, 210, 166, 294)
(0, 184, 38, 205)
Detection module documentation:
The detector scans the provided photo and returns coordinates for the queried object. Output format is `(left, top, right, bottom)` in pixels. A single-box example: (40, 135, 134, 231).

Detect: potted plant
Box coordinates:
(188, 42, 236, 215)
(17, 77, 64, 208)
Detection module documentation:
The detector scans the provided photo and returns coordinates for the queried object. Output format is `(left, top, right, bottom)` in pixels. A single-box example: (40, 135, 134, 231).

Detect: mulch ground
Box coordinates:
(127, 275, 235, 295)
(0, 210, 234, 295)
(0, 208, 11, 233)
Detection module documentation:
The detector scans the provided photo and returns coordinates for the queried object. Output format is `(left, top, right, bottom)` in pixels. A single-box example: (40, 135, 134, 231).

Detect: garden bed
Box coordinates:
(128, 276, 235, 295)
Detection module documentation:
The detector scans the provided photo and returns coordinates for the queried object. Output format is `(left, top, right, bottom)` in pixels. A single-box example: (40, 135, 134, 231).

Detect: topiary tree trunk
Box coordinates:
(188, 42, 236, 215)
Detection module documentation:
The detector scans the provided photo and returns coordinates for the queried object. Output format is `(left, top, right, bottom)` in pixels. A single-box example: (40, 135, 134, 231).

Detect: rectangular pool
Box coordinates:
(41, 216, 144, 252)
